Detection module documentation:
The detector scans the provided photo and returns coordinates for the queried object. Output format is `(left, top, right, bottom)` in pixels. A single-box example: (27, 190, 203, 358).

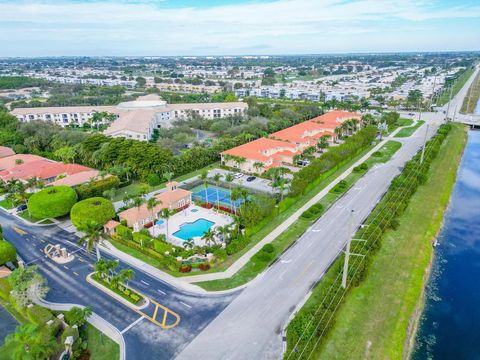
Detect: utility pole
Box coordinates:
(342, 210, 355, 289)
(420, 124, 430, 164)
(445, 84, 454, 123)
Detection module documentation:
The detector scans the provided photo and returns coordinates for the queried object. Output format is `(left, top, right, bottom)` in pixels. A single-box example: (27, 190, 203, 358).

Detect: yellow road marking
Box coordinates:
(153, 304, 159, 320)
(13, 227, 26, 235)
(161, 307, 168, 327)
(132, 298, 181, 329)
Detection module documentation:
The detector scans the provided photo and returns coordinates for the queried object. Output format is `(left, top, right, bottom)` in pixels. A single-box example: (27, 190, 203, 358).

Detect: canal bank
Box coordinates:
(412, 125, 480, 358)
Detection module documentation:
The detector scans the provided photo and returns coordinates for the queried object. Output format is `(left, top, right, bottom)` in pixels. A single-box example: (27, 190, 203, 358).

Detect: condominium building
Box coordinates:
(10, 94, 248, 141)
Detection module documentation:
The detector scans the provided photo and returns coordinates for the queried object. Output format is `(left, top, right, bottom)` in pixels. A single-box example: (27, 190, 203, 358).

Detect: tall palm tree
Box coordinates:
(147, 197, 160, 236)
(202, 228, 216, 247)
(211, 173, 223, 209)
(95, 259, 109, 280)
(253, 161, 264, 174)
(119, 268, 135, 288)
(161, 208, 172, 241)
(224, 173, 235, 211)
(230, 187, 242, 215)
(79, 222, 104, 261)
(199, 170, 209, 205)
(184, 238, 195, 250)
(132, 196, 145, 210)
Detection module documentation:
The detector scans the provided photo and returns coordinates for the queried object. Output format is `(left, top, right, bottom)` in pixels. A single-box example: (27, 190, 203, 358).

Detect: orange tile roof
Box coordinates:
(222, 137, 298, 162)
(0, 154, 45, 171)
(48, 170, 102, 187)
(119, 188, 191, 225)
(309, 110, 361, 126)
(0, 159, 92, 182)
(0, 146, 15, 159)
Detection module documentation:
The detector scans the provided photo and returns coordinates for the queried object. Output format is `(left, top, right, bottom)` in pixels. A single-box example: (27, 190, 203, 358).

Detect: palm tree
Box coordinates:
(79, 221, 104, 261)
(132, 196, 145, 210)
(216, 225, 230, 243)
(224, 173, 235, 211)
(164, 171, 174, 183)
(161, 208, 172, 241)
(334, 126, 342, 142)
(119, 268, 135, 288)
(199, 170, 209, 204)
(202, 228, 216, 247)
(184, 238, 195, 250)
(5, 324, 56, 360)
(235, 156, 247, 171)
(95, 259, 109, 280)
(253, 161, 264, 174)
(230, 187, 242, 215)
(211, 173, 223, 209)
(147, 197, 160, 236)
(317, 135, 330, 152)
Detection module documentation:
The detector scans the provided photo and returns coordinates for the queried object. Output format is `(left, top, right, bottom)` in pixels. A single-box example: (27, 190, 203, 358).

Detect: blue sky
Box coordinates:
(1, 0, 479, 57)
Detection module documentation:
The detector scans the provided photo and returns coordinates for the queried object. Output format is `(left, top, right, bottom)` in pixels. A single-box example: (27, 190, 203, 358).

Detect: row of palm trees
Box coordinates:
(94, 259, 135, 289)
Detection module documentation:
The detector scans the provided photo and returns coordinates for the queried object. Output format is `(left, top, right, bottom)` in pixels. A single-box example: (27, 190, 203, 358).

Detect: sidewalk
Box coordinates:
(179, 127, 406, 284)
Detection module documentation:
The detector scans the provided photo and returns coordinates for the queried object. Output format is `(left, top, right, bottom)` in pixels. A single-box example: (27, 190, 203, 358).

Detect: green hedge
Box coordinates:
(0, 240, 16, 265)
(26, 304, 55, 325)
(300, 203, 324, 219)
(286, 123, 453, 358)
(76, 176, 120, 200)
(28, 186, 77, 219)
(70, 197, 115, 230)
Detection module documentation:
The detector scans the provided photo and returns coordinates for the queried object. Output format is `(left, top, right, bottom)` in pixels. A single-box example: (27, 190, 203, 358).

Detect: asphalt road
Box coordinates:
(177, 124, 439, 359)
(0, 211, 238, 359)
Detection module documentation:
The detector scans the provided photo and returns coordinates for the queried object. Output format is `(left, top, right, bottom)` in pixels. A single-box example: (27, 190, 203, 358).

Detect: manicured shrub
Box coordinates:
(179, 264, 192, 273)
(198, 263, 211, 271)
(153, 239, 172, 254)
(262, 243, 275, 253)
(0, 278, 12, 300)
(28, 186, 77, 219)
(147, 174, 161, 186)
(70, 197, 115, 230)
(116, 224, 133, 241)
(76, 175, 120, 200)
(353, 163, 368, 173)
(225, 236, 250, 255)
(331, 180, 348, 194)
(26, 304, 54, 325)
(301, 203, 324, 219)
(0, 240, 16, 265)
(133, 232, 152, 246)
(372, 151, 382, 157)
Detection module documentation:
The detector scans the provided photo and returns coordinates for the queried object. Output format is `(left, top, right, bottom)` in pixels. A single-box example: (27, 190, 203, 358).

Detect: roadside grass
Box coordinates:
(196, 142, 403, 291)
(310, 123, 466, 360)
(461, 71, 480, 114)
(85, 323, 120, 360)
(436, 67, 475, 106)
(107, 239, 163, 268)
(112, 162, 220, 201)
(0, 199, 14, 209)
(395, 120, 425, 138)
(91, 273, 144, 306)
(387, 118, 413, 134)
(17, 211, 52, 224)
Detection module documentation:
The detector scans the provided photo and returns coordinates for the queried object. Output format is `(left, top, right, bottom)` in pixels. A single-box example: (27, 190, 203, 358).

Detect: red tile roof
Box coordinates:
(0, 146, 15, 159)
(222, 137, 299, 162)
(0, 159, 92, 182)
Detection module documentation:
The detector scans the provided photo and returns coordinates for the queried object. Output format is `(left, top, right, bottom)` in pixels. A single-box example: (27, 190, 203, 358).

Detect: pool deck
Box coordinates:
(149, 205, 233, 247)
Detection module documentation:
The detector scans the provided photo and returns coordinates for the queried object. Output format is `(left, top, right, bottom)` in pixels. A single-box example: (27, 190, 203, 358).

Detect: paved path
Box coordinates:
(180, 128, 405, 284)
(177, 122, 437, 360)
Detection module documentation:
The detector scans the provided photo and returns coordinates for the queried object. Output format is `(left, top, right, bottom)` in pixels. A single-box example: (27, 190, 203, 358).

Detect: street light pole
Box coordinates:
(342, 210, 355, 289)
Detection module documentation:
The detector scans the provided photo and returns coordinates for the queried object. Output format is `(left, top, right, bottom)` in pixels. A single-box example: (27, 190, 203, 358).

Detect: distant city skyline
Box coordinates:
(1, 0, 480, 57)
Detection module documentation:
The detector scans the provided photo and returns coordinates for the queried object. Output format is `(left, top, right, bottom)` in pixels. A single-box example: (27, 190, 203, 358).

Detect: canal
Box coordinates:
(413, 128, 480, 359)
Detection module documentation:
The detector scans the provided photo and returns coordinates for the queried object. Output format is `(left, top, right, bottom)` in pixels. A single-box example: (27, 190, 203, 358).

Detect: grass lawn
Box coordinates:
(0, 199, 14, 209)
(308, 123, 466, 360)
(397, 118, 414, 127)
(17, 211, 52, 224)
(196, 141, 403, 291)
(112, 162, 220, 201)
(85, 323, 120, 360)
(108, 239, 163, 268)
(395, 120, 425, 138)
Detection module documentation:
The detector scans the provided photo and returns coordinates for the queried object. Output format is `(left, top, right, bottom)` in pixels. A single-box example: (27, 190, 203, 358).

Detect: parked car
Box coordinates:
(234, 172, 243, 179)
(16, 204, 27, 212)
(246, 176, 256, 182)
(297, 160, 310, 167)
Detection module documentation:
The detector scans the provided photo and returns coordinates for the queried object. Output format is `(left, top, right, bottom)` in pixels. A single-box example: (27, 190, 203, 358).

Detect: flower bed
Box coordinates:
(91, 273, 144, 306)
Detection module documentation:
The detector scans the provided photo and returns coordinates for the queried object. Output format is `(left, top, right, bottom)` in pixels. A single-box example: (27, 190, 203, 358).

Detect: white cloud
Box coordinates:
(0, 0, 479, 55)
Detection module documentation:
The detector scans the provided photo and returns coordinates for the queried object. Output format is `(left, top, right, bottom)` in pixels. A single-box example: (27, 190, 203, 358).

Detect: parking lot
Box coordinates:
(208, 168, 275, 194)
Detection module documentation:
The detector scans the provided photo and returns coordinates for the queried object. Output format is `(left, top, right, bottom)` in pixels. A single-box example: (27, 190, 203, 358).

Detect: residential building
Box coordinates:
(11, 94, 248, 141)
(221, 110, 361, 173)
(118, 182, 192, 232)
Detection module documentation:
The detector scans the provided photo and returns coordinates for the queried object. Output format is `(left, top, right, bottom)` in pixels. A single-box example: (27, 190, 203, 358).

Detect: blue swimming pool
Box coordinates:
(173, 218, 215, 240)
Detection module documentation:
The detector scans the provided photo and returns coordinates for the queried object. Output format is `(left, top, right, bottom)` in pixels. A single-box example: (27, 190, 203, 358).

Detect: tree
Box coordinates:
(202, 228, 216, 247)
(119, 268, 135, 288)
(70, 197, 115, 231)
(0, 240, 17, 265)
(65, 306, 92, 327)
(211, 173, 223, 209)
(53, 146, 76, 163)
(8, 266, 49, 307)
(4, 324, 57, 360)
(317, 135, 330, 152)
(200, 170, 209, 204)
(147, 197, 160, 237)
(253, 161, 264, 174)
(161, 208, 172, 241)
(407, 89, 423, 108)
(79, 221, 104, 261)
(136, 76, 146, 87)
(28, 186, 77, 219)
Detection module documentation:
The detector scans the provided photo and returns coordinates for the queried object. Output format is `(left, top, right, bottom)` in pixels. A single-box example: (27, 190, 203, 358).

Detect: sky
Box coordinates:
(1, 0, 480, 57)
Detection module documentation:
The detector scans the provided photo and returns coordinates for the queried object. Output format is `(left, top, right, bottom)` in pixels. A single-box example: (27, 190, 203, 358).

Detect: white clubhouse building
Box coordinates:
(11, 94, 248, 141)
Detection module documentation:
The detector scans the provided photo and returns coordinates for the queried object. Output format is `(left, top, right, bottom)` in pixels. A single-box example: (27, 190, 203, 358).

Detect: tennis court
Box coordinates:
(192, 185, 243, 208)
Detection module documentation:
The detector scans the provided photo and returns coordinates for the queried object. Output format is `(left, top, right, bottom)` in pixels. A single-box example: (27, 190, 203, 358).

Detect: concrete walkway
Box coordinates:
(180, 127, 406, 284)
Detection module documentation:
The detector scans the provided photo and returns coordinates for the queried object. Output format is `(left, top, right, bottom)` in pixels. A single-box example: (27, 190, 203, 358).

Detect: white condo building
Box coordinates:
(11, 94, 248, 141)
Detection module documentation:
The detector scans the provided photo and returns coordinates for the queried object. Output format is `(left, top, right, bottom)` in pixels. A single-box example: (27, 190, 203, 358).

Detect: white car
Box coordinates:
(234, 172, 243, 179)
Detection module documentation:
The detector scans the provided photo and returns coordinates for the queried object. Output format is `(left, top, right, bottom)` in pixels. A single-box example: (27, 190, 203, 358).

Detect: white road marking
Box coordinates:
(73, 271, 79, 276)
(121, 316, 145, 334)
(141, 280, 150, 286)
(180, 301, 192, 308)
(157, 289, 166, 295)
(312, 229, 321, 232)
(63, 265, 69, 270)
